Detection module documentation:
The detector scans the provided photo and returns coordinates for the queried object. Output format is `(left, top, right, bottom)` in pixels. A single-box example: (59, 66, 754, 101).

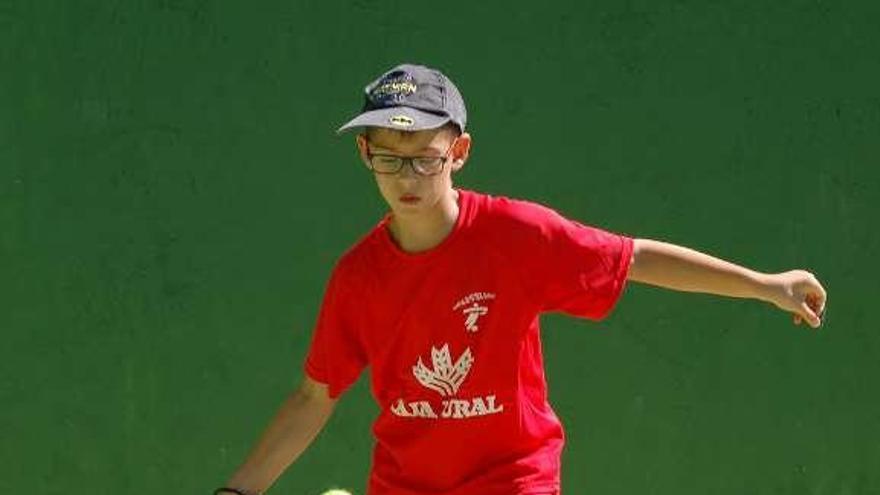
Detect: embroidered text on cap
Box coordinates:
(370, 73, 418, 105)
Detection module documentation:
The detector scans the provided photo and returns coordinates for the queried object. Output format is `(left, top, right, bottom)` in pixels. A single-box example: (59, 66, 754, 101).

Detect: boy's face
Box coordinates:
(356, 127, 471, 218)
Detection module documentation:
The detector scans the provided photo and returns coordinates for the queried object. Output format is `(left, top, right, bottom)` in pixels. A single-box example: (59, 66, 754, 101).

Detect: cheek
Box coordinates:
(434, 170, 454, 191)
(374, 175, 397, 200)
(420, 175, 450, 204)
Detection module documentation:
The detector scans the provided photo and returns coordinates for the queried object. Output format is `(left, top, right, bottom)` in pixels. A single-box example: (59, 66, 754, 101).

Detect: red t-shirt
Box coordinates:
(304, 189, 634, 495)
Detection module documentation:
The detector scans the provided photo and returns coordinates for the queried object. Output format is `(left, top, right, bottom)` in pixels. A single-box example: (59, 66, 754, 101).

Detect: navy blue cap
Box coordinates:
(336, 63, 467, 134)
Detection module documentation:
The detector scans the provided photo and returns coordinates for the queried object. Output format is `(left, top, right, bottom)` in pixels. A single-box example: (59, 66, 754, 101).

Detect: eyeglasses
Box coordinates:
(365, 138, 457, 176)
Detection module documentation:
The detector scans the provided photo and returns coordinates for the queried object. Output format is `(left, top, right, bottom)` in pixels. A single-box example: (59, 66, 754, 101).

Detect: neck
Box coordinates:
(388, 189, 460, 253)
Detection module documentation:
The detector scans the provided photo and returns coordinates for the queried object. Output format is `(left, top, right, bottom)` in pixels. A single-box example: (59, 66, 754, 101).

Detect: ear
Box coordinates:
(450, 132, 471, 172)
(355, 133, 371, 168)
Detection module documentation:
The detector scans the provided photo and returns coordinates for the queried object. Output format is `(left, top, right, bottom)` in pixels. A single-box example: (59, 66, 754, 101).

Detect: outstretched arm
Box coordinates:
(222, 375, 337, 494)
(627, 238, 827, 329)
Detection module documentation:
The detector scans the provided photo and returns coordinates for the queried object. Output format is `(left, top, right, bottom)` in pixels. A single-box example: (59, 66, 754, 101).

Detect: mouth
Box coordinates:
(399, 194, 421, 204)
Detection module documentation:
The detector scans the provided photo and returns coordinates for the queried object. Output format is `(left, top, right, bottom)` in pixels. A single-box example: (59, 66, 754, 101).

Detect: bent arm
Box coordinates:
(627, 238, 827, 328)
(224, 375, 337, 494)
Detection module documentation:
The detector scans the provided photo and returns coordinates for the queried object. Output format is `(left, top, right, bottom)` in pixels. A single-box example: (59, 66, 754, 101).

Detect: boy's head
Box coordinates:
(337, 64, 472, 216)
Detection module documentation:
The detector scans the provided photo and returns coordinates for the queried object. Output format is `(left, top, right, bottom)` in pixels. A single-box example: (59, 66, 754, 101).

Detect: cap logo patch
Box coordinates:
(389, 114, 414, 127)
(369, 73, 417, 105)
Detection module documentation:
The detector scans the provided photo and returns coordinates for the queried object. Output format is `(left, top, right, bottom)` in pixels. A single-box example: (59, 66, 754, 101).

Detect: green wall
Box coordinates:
(2, 1, 878, 493)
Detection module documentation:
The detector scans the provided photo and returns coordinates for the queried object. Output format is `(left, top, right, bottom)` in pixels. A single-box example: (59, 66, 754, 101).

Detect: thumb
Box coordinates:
(799, 301, 820, 328)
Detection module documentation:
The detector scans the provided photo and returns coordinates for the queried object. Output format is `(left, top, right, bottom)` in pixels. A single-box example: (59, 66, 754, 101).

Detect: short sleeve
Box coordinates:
(303, 263, 367, 399)
(530, 206, 635, 320)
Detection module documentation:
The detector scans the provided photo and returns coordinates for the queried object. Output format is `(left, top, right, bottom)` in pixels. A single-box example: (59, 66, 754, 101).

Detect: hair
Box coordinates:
(363, 121, 462, 142)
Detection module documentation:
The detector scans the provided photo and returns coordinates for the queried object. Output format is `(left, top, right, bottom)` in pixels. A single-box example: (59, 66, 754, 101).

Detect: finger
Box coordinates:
(799, 301, 820, 328)
(793, 314, 802, 325)
(815, 292, 827, 318)
(806, 293, 826, 320)
(813, 300, 826, 324)
(808, 275, 827, 313)
(815, 277, 827, 301)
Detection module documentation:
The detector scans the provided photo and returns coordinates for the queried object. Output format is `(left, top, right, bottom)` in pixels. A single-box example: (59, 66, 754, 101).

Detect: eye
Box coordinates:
(375, 156, 400, 165)
(414, 157, 442, 167)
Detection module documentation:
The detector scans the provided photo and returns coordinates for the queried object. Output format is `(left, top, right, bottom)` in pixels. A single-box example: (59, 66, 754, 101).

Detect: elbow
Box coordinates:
(627, 238, 650, 282)
(296, 375, 337, 406)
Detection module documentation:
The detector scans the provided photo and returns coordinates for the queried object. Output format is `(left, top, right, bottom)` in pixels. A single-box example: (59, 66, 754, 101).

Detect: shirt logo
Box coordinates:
(390, 343, 504, 420)
(412, 344, 473, 397)
(462, 303, 488, 332)
(453, 291, 496, 333)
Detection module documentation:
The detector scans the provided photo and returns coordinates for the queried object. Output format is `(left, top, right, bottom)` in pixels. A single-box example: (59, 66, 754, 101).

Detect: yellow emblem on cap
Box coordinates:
(389, 115, 414, 127)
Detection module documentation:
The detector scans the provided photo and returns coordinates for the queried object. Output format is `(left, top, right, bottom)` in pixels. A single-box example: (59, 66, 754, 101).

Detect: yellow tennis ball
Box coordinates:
(319, 490, 353, 495)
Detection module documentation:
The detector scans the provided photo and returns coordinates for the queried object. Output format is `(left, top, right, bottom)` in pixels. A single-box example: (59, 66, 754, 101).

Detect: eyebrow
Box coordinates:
(369, 144, 445, 155)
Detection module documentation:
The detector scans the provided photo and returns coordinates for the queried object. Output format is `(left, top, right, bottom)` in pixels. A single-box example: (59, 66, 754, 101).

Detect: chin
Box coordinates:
(393, 202, 425, 215)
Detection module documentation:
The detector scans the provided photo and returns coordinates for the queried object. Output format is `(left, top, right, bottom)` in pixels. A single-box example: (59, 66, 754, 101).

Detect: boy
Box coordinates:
(216, 63, 827, 495)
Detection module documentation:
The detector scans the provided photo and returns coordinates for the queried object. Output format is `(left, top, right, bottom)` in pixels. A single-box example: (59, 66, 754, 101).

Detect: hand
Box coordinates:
(760, 270, 827, 329)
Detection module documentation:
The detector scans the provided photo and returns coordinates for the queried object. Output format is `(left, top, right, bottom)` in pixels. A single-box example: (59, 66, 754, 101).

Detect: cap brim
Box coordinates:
(335, 107, 451, 135)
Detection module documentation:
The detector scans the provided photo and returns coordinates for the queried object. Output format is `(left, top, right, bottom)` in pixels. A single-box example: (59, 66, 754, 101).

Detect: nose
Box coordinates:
(396, 158, 421, 181)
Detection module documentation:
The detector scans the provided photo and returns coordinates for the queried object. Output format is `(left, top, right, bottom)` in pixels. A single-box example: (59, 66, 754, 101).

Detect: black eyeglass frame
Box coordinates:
(363, 137, 459, 176)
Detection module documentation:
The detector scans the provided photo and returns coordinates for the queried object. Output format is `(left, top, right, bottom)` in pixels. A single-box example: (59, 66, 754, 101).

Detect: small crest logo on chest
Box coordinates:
(452, 291, 496, 333)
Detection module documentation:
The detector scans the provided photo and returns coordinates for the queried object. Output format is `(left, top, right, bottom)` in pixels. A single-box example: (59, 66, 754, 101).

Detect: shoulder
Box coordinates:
(465, 189, 567, 234)
(326, 219, 388, 289)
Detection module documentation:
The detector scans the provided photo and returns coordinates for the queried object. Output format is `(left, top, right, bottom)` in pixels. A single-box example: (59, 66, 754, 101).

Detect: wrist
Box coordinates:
(748, 271, 775, 303)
